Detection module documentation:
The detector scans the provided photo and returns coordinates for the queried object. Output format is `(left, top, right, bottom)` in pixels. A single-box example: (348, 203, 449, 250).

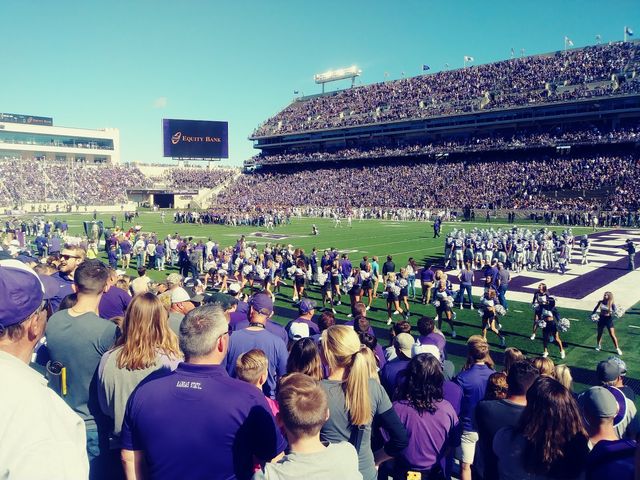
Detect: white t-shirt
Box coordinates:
(0, 351, 88, 479)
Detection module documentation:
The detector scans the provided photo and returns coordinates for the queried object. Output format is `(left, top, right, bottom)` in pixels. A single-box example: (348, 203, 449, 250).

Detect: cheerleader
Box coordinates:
(330, 259, 342, 305)
(360, 263, 374, 310)
(530, 283, 550, 340)
(385, 272, 404, 325)
(347, 269, 363, 310)
(263, 258, 276, 300)
(217, 254, 230, 293)
(398, 268, 411, 318)
(540, 311, 566, 359)
(433, 280, 457, 338)
(319, 265, 335, 313)
(292, 259, 307, 302)
(593, 292, 622, 355)
(479, 291, 506, 347)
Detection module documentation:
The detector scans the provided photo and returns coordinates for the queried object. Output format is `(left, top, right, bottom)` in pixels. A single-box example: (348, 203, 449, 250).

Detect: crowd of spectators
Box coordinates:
(220, 153, 640, 212)
(0, 161, 152, 207)
(252, 126, 640, 166)
(163, 167, 236, 190)
(253, 42, 640, 137)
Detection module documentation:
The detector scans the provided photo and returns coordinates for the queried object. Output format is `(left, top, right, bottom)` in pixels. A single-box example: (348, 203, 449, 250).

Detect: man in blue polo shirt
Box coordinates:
(121, 305, 286, 480)
(226, 293, 288, 398)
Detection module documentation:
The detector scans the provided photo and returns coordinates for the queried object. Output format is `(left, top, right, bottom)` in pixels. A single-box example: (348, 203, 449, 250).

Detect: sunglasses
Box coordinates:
(61, 254, 80, 261)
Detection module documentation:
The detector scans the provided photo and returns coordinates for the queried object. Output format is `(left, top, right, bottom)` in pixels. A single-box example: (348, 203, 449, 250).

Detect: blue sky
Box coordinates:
(1, 0, 637, 166)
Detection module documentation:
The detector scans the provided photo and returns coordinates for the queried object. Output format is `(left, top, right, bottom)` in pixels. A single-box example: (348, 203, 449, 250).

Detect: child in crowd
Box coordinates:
(253, 373, 362, 480)
(236, 349, 279, 416)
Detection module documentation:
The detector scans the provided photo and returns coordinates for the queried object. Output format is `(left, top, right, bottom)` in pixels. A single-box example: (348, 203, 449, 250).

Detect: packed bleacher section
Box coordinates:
(219, 153, 640, 212)
(164, 167, 236, 190)
(0, 161, 152, 206)
(253, 42, 640, 137)
(251, 126, 640, 165)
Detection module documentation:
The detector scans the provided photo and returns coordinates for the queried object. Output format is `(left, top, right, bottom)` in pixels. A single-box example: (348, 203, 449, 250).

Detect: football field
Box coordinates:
(51, 211, 640, 397)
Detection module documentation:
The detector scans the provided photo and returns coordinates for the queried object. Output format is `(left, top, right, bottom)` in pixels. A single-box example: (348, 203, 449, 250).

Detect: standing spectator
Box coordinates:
(621, 239, 636, 271)
(475, 360, 539, 480)
(493, 377, 589, 479)
(286, 337, 324, 381)
(286, 298, 320, 336)
(496, 262, 510, 309)
(0, 260, 89, 479)
(455, 335, 496, 480)
(226, 293, 288, 399)
(382, 353, 459, 480)
(45, 259, 118, 479)
(120, 305, 286, 480)
(382, 255, 395, 278)
(50, 245, 86, 311)
(98, 293, 181, 451)
(320, 325, 408, 480)
(253, 373, 362, 480)
(98, 268, 132, 320)
(579, 387, 636, 480)
(168, 287, 196, 334)
(379, 332, 414, 397)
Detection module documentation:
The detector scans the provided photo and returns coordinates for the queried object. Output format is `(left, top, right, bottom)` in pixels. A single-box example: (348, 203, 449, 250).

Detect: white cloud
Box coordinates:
(153, 96, 168, 109)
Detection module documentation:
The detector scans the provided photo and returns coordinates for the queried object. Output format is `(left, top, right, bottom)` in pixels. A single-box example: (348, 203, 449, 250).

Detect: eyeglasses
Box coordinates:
(61, 254, 80, 261)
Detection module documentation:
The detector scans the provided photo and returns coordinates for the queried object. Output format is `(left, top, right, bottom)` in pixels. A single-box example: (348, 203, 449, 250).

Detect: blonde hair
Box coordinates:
(236, 349, 268, 385)
(115, 293, 181, 370)
(463, 335, 494, 370)
(321, 325, 372, 426)
(555, 364, 573, 391)
(503, 347, 525, 375)
(532, 357, 556, 378)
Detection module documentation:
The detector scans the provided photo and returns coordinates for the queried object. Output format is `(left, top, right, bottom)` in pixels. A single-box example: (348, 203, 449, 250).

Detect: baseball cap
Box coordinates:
(579, 387, 618, 418)
(171, 287, 191, 304)
(204, 292, 238, 310)
(412, 343, 441, 361)
(394, 333, 414, 358)
(249, 293, 274, 316)
(166, 273, 183, 286)
(0, 261, 46, 328)
(607, 356, 627, 376)
(288, 322, 310, 341)
(228, 283, 242, 295)
(597, 359, 621, 383)
(299, 298, 316, 314)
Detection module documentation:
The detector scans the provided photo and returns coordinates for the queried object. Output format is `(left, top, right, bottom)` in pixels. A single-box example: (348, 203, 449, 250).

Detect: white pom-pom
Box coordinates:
(537, 319, 547, 329)
(391, 285, 401, 297)
(590, 313, 600, 323)
(433, 300, 441, 308)
(398, 279, 408, 288)
(614, 306, 626, 319)
(242, 265, 253, 275)
(317, 272, 328, 284)
(494, 304, 507, 316)
(558, 318, 570, 332)
(287, 265, 296, 276)
(477, 309, 485, 318)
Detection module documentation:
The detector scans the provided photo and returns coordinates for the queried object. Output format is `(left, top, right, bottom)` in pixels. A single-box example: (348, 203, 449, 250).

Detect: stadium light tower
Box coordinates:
(314, 65, 361, 93)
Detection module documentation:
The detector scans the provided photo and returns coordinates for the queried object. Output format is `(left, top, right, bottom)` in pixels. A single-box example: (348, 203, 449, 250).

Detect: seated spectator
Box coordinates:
(320, 325, 408, 480)
(493, 376, 589, 479)
(121, 304, 286, 479)
(382, 353, 459, 480)
(0, 260, 89, 479)
(475, 360, 539, 480)
(286, 337, 323, 381)
(98, 293, 181, 450)
(253, 373, 362, 480)
(579, 387, 636, 480)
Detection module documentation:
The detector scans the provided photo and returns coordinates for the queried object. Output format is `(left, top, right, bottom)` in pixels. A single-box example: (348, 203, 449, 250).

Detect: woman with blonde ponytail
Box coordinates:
(320, 325, 408, 480)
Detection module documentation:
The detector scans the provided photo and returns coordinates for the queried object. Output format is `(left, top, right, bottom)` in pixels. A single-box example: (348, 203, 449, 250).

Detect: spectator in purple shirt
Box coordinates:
(120, 304, 286, 480)
(420, 265, 435, 304)
(455, 335, 496, 480)
(417, 316, 447, 359)
(380, 332, 414, 397)
(381, 353, 459, 480)
(286, 298, 320, 336)
(98, 269, 131, 320)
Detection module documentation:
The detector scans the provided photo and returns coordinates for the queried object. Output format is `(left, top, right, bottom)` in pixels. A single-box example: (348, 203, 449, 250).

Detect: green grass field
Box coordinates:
(44, 211, 640, 397)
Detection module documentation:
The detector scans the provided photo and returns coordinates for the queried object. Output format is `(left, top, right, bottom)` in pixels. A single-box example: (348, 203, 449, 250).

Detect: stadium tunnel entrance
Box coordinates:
(154, 193, 174, 208)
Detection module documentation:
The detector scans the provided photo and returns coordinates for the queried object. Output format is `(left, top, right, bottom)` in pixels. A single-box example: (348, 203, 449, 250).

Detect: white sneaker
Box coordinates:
(451, 330, 457, 339)
(470, 305, 474, 310)
(365, 306, 370, 311)
(617, 348, 623, 356)
(332, 309, 336, 314)
(393, 310, 400, 315)
(530, 333, 536, 340)
(460, 305, 464, 310)
(386, 317, 393, 325)
(347, 314, 353, 318)
(595, 345, 601, 351)
(500, 337, 506, 347)
(542, 351, 549, 358)
(560, 350, 566, 359)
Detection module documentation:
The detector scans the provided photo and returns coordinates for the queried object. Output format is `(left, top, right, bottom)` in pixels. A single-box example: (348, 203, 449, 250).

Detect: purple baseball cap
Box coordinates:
(0, 260, 48, 328)
(249, 293, 273, 316)
(299, 298, 317, 314)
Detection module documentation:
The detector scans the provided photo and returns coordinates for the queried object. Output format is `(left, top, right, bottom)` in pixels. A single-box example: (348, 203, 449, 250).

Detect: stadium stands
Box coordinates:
(253, 42, 640, 138)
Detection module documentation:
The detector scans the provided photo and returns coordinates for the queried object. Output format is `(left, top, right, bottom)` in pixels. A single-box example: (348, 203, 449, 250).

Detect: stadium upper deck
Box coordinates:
(249, 42, 640, 165)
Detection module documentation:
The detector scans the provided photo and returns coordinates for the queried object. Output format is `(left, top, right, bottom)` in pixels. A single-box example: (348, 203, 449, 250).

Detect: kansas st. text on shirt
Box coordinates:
(176, 380, 202, 390)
